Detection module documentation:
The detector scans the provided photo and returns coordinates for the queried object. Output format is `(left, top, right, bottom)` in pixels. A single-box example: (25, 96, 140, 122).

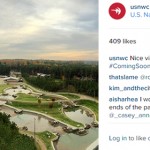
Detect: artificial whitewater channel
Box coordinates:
(0, 86, 98, 150)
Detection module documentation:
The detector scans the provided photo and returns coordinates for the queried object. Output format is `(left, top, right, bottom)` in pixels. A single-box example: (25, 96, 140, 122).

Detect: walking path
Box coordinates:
(19, 130, 47, 150)
(23, 82, 98, 102)
(23, 83, 69, 100)
(57, 92, 98, 102)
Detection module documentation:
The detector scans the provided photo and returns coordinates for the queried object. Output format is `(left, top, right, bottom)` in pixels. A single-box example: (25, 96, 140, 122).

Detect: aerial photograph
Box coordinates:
(0, 0, 98, 150)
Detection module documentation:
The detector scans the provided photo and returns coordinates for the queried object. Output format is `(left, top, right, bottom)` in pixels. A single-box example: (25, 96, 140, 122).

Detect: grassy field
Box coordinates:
(76, 100, 98, 121)
(9, 101, 83, 127)
(59, 93, 80, 100)
(16, 93, 39, 102)
(40, 95, 52, 99)
(0, 84, 12, 93)
(37, 131, 56, 150)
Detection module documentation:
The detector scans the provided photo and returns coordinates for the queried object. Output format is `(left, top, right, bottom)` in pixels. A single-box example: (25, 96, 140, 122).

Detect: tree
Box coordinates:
(0, 112, 36, 150)
(38, 98, 41, 106)
(52, 98, 56, 102)
(49, 101, 54, 108)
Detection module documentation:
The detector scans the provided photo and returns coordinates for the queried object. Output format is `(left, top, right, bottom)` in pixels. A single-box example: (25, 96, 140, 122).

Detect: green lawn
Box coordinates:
(37, 131, 56, 150)
(40, 95, 52, 99)
(76, 100, 98, 121)
(59, 93, 80, 100)
(0, 84, 12, 93)
(40, 95, 58, 101)
(16, 93, 39, 102)
(9, 101, 83, 127)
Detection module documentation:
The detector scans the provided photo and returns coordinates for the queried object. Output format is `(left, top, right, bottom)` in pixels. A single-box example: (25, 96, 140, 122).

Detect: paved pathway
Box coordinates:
(57, 92, 98, 102)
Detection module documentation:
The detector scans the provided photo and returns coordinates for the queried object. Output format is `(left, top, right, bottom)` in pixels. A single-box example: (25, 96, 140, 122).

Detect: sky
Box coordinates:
(0, 0, 98, 61)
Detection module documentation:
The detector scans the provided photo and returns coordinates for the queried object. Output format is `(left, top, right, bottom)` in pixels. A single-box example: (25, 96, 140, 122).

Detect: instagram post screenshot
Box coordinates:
(0, 0, 98, 150)
(99, 1, 150, 150)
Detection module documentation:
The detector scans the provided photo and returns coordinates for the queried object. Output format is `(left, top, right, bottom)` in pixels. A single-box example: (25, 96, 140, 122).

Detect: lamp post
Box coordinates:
(34, 118, 36, 140)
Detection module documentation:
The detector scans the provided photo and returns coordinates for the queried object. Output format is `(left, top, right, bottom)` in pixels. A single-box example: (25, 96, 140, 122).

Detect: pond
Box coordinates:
(10, 113, 65, 134)
(0, 106, 15, 116)
(0, 95, 14, 100)
(0, 106, 64, 134)
(0, 85, 31, 100)
(0, 105, 98, 150)
(56, 128, 98, 150)
(64, 108, 94, 124)
(5, 86, 31, 95)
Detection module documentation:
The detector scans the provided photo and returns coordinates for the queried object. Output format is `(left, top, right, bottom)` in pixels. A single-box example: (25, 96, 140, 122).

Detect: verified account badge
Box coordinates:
(109, 2, 126, 20)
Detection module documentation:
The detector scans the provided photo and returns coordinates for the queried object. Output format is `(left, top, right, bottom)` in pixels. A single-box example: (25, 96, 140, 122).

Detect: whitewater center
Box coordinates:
(0, 77, 98, 150)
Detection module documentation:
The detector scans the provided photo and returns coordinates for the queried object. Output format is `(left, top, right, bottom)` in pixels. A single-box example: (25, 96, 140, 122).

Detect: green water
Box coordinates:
(56, 128, 98, 150)
(64, 108, 94, 124)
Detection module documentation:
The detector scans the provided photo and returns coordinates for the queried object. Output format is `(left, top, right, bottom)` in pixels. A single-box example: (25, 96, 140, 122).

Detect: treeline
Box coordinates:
(24, 76, 64, 92)
(0, 63, 10, 75)
(24, 76, 98, 97)
(67, 79, 98, 97)
(0, 60, 98, 97)
(21, 63, 98, 81)
(0, 113, 36, 150)
(0, 61, 98, 81)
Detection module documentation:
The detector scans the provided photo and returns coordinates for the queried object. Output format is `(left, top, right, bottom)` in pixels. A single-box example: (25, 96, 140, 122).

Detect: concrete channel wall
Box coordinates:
(3, 104, 76, 129)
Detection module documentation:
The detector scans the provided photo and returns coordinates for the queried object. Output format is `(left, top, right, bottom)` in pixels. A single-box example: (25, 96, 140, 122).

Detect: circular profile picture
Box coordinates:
(109, 2, 126, 20)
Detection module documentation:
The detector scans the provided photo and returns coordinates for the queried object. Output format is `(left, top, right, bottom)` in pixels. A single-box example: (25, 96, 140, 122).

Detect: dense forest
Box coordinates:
(0, 113, 36, 150)
(0, 60, 98, 97)
(24, 76, 98, 97)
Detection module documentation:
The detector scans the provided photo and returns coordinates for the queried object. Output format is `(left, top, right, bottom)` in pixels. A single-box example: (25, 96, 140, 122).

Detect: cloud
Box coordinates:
(36, 50, 98, 61)
(0, 0, 98, 60)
